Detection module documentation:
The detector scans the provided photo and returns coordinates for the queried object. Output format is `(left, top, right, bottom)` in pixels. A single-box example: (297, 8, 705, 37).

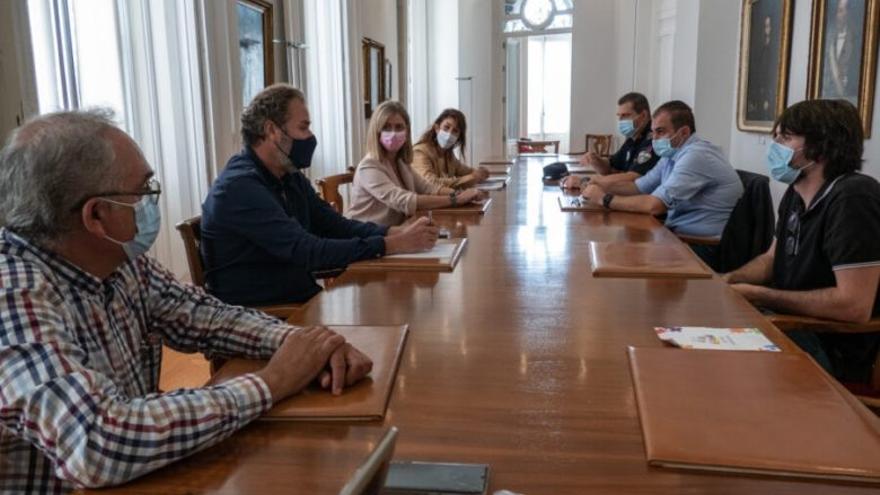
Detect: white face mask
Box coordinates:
(436, 130, 458, 150)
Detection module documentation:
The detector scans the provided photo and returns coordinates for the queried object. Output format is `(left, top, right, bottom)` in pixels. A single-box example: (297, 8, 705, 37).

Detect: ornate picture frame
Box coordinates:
(736, 0, 795, 133)
(806, 0, 880, 137)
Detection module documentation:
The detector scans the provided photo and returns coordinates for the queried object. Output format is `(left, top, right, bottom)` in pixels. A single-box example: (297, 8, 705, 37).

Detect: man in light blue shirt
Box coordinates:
(582, 100, 743, 239)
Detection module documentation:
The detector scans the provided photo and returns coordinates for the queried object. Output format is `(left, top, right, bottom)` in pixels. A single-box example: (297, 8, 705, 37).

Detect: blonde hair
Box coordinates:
(364, 100, 413, 165)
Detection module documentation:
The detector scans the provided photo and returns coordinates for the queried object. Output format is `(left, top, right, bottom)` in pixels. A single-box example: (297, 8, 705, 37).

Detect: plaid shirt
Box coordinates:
(0, 229, 296, 493)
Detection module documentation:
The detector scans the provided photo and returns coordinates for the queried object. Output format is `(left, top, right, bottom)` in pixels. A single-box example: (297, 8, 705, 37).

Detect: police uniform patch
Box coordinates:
(636, 150, 653, 164)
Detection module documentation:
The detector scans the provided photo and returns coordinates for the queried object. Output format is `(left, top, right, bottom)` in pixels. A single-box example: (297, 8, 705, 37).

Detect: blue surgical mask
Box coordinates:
(766, 142, 811, 184)
(652, 137, 676, 158)
(102, 196, 162, 260)
(437, 130, 458, 150)
(617, 119, 636, 138)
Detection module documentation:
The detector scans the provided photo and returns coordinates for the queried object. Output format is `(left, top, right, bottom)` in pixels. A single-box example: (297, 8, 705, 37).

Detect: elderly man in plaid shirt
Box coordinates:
(0, 110, 373, 492)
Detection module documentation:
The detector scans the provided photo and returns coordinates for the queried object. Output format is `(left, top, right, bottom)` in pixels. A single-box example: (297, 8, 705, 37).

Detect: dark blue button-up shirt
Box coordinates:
(201, 147, 388, 305)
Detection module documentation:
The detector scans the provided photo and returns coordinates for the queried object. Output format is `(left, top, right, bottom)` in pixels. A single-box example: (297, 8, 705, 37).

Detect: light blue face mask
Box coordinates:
(101, 196, 162, 260)
(617, 119, 636, 138)
(766, 141, 811, 184)
(652, 137, 676, 158)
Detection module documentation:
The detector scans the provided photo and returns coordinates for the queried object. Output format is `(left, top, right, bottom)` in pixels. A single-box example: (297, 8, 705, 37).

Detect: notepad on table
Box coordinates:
(208, 325, 409, 421)
(384, 240, 459, 259)
(347, 238, 467, 272)
(654, 326, 781, 352)
(425, 198, 492, 215)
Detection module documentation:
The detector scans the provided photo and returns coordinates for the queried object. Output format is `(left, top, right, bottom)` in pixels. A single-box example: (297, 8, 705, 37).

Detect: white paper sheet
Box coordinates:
(654, 327, 781, 352)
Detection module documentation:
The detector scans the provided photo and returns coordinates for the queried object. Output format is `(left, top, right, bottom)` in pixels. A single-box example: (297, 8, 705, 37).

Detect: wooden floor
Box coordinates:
(159, 346, 210, 391)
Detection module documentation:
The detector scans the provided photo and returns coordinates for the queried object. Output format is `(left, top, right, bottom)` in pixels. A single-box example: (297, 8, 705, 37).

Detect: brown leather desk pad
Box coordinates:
(589, 241, 713, 278)
(208, 325, 409, 421)
(628, 347, 880, 483)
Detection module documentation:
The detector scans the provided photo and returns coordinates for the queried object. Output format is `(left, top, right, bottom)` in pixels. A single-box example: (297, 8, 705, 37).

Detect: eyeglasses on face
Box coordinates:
(70, 177, 162, 212)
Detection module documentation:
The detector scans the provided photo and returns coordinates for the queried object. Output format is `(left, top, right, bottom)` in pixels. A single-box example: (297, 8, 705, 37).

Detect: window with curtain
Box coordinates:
(26, 0, 210, 280)
(28, 0, 127, 125)
(526, 33, 572, 148)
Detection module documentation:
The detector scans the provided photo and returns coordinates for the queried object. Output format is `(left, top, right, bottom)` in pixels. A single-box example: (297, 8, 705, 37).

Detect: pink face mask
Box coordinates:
(380, 130, 408, 153)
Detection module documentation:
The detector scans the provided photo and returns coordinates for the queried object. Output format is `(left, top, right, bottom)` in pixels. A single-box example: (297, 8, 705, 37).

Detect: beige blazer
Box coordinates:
(346, 155, 444, 226)
(412, 142, 475, 188)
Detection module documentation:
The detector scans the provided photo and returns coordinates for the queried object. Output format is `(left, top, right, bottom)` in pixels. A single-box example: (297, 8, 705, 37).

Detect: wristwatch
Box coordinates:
(449, 191, 458, 207)
(602, 193, 614, 209)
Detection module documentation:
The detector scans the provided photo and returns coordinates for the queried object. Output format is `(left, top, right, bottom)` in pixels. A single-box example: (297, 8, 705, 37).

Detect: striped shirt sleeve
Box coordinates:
(138, 256, 297, 360)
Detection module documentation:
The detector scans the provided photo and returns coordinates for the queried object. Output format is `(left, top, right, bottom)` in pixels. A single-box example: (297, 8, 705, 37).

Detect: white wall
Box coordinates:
(567, 0, 617, 153)
(692, 0, 738, 155)
(670, 0, 698, 103)
(458, 0, 495, 165)
(360, 0, 400, 101)
(426, 0, 458, 125)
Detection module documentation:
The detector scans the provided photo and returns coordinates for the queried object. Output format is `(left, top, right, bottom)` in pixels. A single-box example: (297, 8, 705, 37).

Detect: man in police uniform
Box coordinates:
(561, 92, 659, 190)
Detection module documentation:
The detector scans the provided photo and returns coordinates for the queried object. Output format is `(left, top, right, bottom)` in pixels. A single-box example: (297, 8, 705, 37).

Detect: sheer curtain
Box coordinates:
(26, 0, 210, 280)
(302, 0, 352, 178)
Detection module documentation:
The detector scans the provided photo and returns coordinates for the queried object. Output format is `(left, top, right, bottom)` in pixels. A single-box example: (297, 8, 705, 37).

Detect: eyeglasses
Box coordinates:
(70, 177, 162, 212)
(784, 210, 800, 256)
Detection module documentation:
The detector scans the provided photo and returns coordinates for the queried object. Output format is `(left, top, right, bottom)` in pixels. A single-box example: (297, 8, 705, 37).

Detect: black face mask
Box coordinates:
(278, 125, 318, 170)
(288, 134, 318, 170)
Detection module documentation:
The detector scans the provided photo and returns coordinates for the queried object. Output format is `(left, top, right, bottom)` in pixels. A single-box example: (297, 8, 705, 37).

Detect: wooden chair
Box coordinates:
(175, 216, 301, 320)
(316, 172, 354, 214)
(516, 138, 559, 154)
(584, 134, 613, 157)
(768, 314, 880, 412)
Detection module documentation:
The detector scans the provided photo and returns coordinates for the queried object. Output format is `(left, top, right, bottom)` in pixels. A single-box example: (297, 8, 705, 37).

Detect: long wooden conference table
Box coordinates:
(93, 156, 877, 494)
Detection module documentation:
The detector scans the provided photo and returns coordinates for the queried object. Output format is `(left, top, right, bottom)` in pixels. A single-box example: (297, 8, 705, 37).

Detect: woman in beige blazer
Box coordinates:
(412, 108, 490, 189)
(347, 101, 483, 226)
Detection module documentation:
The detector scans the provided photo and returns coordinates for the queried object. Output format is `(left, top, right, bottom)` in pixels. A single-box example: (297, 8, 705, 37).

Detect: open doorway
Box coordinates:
(502, 0, 573, 155)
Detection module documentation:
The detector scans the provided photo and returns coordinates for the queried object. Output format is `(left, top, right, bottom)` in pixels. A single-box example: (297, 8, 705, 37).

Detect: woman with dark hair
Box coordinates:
(412, 108, 490, 189)
(723, 99, 880, 384)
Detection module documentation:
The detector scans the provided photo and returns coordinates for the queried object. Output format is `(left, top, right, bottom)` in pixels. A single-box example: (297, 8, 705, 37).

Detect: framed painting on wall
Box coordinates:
(807, 0, 880, 137)
(362, 38, 386, 119)
(736, 0, 795, 133)
(236, 0, 274, 106)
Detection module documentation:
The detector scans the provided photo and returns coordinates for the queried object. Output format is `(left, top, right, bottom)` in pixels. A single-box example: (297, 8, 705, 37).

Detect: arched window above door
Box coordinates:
(503, 0, 573, 36)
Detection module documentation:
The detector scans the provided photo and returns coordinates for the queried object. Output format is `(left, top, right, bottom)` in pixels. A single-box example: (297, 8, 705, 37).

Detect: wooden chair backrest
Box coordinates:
(516, 139, 560, 154)
(317, 172, 355, 214)
(585, 134, 613, 157)
(175, 216, 205, 287)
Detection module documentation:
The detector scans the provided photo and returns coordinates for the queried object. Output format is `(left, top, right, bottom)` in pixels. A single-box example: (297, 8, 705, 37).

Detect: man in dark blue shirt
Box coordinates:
(201, 84, 437, 305)
(562, 92, 659, 190)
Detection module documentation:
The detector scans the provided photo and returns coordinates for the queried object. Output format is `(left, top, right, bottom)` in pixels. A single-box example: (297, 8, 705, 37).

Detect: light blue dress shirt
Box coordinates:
(634, 134, 743, 237)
